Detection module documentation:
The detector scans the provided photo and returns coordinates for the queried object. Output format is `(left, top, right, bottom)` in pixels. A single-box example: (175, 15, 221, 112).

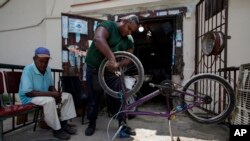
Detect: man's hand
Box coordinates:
(51, 91, 62, 104)
(107, 60, 119, 72)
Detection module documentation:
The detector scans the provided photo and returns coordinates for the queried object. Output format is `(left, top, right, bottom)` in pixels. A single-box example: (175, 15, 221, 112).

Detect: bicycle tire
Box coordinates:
(98, 51, 144, 99)
(182, 73, 235, 124)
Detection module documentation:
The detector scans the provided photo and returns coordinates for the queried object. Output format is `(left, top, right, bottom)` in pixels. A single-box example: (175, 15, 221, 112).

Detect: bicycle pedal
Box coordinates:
(170, 115, 176, 120)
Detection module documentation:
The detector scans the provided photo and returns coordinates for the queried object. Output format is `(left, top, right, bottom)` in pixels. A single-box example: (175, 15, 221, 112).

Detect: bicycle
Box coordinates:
(98, 51, 235, 140)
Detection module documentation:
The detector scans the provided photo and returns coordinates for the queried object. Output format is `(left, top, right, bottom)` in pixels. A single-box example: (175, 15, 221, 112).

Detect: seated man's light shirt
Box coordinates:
(19, 63, 54, 104)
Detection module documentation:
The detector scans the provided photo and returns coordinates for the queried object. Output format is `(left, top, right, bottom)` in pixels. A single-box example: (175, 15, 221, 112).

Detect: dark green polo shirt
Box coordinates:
(85, 21, 134, 69)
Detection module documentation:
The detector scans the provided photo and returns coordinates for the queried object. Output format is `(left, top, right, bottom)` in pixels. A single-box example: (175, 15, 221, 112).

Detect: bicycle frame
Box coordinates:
(99, 52, 235, 129)
(123, 86, 206, 118)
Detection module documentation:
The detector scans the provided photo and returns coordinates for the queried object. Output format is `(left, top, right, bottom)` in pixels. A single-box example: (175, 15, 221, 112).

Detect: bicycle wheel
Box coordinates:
(182, 73, 235, 124)
(98, 51, 144, 99)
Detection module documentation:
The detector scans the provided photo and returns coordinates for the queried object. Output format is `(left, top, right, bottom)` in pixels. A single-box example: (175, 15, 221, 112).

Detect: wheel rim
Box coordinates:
(99, 52, 144, 99)
(183, 77, 232, 123)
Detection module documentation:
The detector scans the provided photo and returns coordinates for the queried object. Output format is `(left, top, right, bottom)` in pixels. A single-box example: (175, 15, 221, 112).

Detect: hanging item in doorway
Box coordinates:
(67, 45, 79, 56)
(175, 30, 182, 47)
(62, 50, 68, 63)
(172, 35, 176, 65)
(76, 33, 81, 43)
(69, 51, 75, 67)
(67, 45, 86, 58)
(88, 40, 93, 48)
(76, 56, 81, 69)
(62, 16, 68, 45)
(69, 18, 88, 34)
(93, 21, 98, 31)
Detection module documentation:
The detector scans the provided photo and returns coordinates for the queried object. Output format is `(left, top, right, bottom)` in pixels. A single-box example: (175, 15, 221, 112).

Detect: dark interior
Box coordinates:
(132, 18, 175, 97)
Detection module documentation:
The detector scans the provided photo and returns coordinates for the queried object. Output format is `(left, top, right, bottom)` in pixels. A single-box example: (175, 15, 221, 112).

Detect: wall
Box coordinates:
(0, 0, 71, 69)
(45, 0, 72, 69)
(182, 6, 196, 83)
(0, 0, 249, 75)
(227, 0, 250, 67)
(0, 0, 46, 66)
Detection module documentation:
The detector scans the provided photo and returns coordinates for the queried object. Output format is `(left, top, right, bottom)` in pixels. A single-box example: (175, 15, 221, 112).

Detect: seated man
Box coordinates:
(18, 47, 77, 140)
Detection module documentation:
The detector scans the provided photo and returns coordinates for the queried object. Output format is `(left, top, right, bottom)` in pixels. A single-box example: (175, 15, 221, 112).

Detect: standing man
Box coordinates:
(19, 47, 77, 140)
(84, 14, 139, 137)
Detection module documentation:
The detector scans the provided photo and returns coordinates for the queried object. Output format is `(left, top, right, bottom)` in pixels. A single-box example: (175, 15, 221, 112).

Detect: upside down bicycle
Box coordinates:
(98, 51, 235, 140)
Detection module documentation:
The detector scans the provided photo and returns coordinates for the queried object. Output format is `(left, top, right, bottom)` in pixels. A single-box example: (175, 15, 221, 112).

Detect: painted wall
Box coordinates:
(0, 0, 71, 69)
(0, 0, 46, 66)
(0, 0, 249, 75)
(227, 0, 250, 67)
(182, 6, 196, 82)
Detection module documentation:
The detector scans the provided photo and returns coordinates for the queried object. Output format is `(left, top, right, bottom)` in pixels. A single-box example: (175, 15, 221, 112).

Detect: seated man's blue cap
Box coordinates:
(35, 47, 50, 58)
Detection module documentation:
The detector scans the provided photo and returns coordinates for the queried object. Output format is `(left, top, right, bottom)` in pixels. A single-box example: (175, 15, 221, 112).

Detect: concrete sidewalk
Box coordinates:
(3, 103, 229, 141)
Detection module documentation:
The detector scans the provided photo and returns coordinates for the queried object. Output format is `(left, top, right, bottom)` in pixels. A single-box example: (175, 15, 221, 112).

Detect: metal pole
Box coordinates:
(168, 119, 174, 141)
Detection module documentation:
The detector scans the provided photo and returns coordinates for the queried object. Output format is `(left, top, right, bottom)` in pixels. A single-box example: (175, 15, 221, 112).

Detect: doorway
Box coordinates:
(132, 17, 175, 97)
(108, 8, 186, 96)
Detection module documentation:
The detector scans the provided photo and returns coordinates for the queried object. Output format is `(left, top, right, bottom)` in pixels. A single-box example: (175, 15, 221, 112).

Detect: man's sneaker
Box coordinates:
(121, 126, 136, 136)
(53, 129, 70, 140)
(85, 123, 96, 136)
(119, 129, 131, 138)
(62, 124, 77, 135)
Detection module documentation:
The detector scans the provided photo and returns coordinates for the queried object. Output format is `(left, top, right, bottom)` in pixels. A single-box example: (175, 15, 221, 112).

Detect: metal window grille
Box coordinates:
(195, 0, 229, 75)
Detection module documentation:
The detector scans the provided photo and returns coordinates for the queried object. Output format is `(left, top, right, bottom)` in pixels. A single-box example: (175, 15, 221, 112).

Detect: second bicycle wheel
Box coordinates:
(98, 51, 144, 99)
(182, 73, 235, 124)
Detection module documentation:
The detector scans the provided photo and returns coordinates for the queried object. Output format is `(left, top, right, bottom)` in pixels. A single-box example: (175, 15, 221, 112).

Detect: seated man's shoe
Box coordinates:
(121, 126, 136, 136)
(53, 129, 71, 140)
(62, 124, 77, 135)
(85, 123, 96, 136)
